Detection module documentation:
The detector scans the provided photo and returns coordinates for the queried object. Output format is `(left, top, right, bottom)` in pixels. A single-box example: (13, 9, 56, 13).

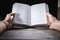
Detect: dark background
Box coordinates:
(0, 0, 58, 20)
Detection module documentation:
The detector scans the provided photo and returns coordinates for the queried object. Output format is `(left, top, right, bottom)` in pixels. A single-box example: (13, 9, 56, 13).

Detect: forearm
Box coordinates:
(53, 21, 60, 31)
(0, 13, 15, 33)
(0, 21, 7, 33)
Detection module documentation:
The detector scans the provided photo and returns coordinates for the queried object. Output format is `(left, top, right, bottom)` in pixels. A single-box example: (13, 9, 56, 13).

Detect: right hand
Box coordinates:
(46, 13, 60, 31)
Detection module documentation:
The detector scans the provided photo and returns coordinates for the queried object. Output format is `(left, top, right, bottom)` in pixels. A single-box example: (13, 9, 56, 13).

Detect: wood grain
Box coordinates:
(0, 26, 60, 40)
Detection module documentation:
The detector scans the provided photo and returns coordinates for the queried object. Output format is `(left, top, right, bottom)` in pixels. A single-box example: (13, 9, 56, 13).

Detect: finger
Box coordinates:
(46, 12, 53, 17)
(5, 13, 15, 22)
(46, 12, 57, 21)
(9, 13, 15, 16)
(46, 13, 51, 25)
(7, 13, 15, 19)
(9, 13, 16, 22)
(46, 13, 56, 24)
(10, 13, 15, 20)
(5, 14, 11, 21)
(46, 13, 52, 25)
(49, 24, 54, 29)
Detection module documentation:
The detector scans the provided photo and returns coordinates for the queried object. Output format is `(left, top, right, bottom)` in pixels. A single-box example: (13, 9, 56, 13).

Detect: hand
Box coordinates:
(46, 13, 60, 31)
(3, 13, 15, 29)
(46, 13, 58, 25)
(49, 21, 60, 31)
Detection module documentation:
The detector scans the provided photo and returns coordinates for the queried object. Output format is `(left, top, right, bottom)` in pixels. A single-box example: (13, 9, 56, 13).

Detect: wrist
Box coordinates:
(3, 20, 12, 29)
(2, 20, 9, 29)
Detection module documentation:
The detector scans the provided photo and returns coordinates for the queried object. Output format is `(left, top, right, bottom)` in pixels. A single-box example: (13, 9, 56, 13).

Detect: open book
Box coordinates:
(12, 3, 49, 26)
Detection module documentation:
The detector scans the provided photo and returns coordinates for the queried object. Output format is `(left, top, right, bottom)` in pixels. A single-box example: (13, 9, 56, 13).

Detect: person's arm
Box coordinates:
(0, 13, 15, 33)
(0, 21, 8, 33)
(46, 13, 60, 31)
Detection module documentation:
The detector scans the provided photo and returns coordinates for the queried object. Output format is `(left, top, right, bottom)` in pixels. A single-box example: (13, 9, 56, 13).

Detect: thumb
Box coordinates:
(49, 24, 54, 29)
(46, 13, 51, 25)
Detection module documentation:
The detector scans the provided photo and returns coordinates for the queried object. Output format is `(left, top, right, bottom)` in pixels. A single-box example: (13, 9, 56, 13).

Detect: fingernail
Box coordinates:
(11, 16, 13, 19)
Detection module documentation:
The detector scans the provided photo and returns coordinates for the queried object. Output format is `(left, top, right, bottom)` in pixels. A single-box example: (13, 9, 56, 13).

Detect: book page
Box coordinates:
(31, 3, 49, 26)
(12, 3, 31, 25)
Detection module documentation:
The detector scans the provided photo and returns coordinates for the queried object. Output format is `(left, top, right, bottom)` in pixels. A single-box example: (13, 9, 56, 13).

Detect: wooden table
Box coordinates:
(0, 26, 60, 40)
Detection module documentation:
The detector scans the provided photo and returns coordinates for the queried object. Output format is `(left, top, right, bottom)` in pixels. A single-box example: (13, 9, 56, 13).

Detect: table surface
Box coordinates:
(0, 26, 60, 40)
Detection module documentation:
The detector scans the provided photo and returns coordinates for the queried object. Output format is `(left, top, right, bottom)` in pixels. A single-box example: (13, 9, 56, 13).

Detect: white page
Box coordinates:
(12, 3, 31, 25)
(31, 3, 49, 25)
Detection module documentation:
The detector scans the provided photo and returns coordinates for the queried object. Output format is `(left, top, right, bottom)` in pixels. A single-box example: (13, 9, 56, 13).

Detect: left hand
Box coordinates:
(3, 13, 15, 29)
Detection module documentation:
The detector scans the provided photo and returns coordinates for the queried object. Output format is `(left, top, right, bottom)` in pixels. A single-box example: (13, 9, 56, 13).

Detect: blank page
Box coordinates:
(12, 3, 31, 25)
(31, 3, 49, 25)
